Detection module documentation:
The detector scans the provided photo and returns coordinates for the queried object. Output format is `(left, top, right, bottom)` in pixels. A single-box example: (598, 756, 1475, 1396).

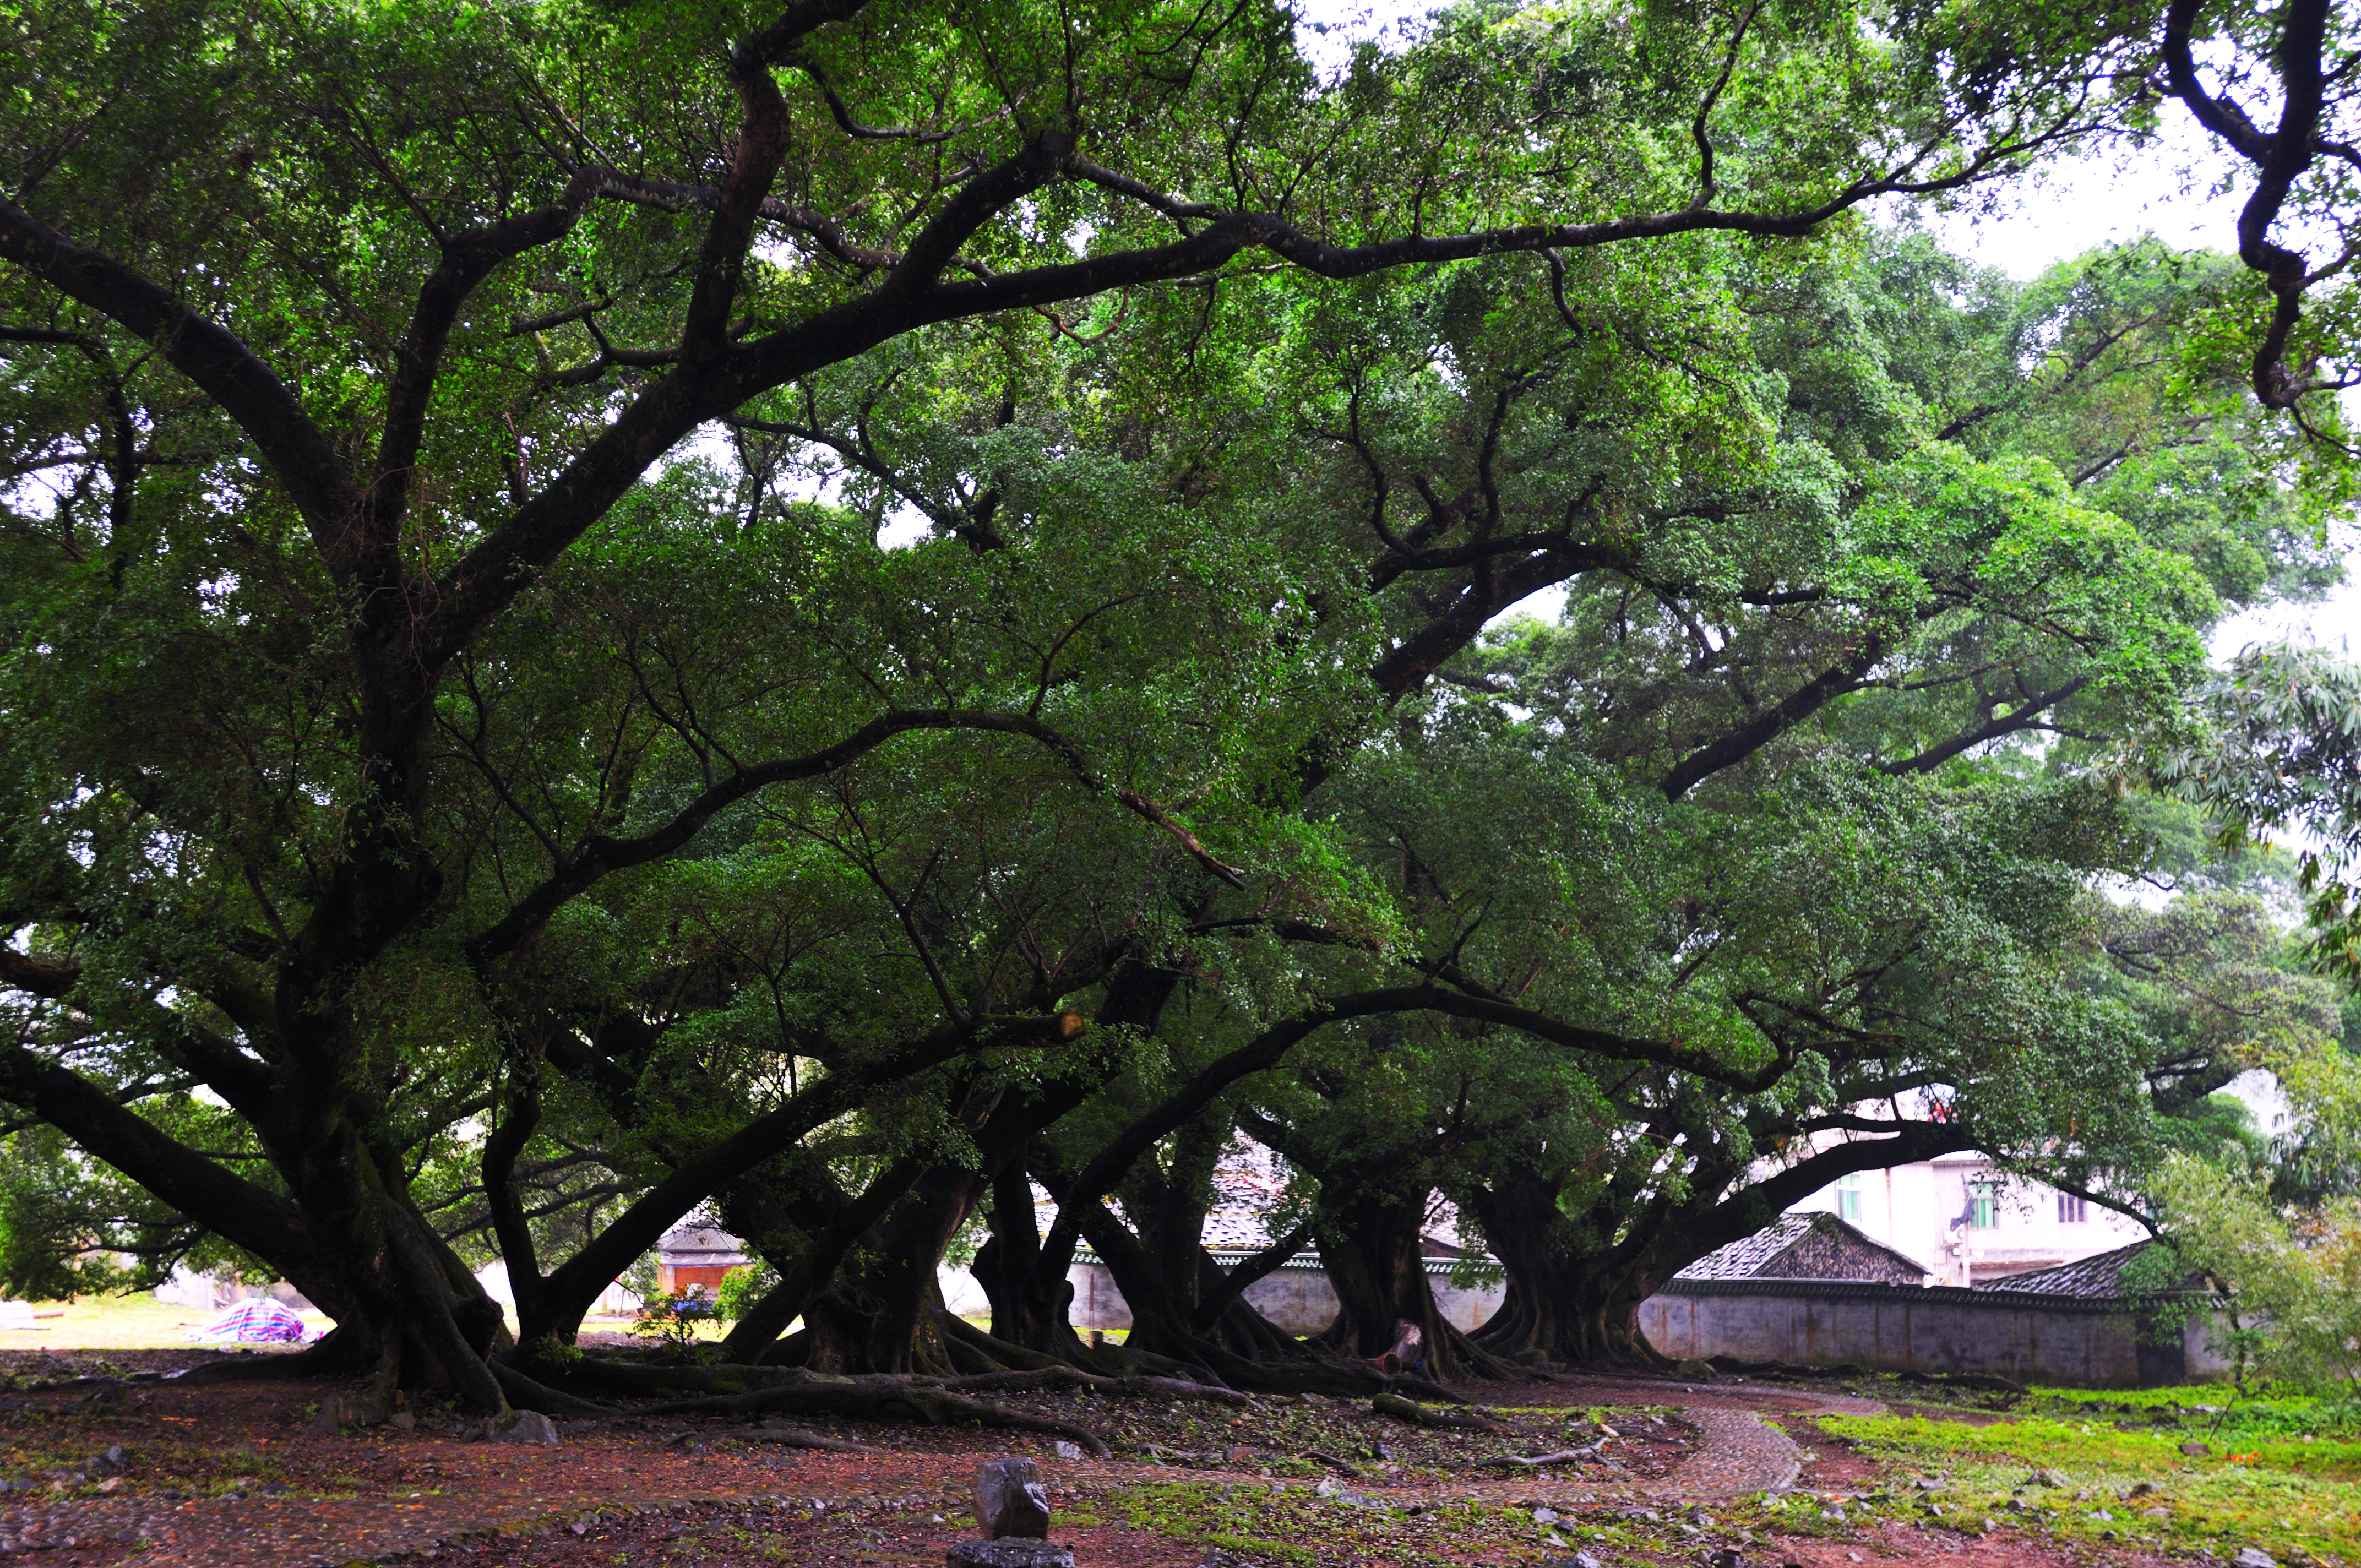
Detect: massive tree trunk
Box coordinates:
(1310, 1183, 1509, 1380)
(1457, 1168, 1666, 1366)
(975, 1158, 1086, 1356)
(800, 1161, 980, 1375)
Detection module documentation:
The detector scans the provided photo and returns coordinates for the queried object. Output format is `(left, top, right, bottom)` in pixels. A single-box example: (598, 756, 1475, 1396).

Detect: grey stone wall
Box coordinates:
(1062, 1256, 1504, 1337)
(1638, 1280, 2233, 1387)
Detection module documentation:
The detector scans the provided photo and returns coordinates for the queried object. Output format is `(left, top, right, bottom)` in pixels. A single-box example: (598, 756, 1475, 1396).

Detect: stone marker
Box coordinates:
(946, 1459, 1071, 1568)
(946, 1544, 1073, 1568)
(975, 1457, 1051, 1539)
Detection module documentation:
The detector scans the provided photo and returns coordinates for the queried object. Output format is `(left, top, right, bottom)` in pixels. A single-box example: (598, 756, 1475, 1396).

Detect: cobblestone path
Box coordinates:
(1653, 1406, 1807, 1497)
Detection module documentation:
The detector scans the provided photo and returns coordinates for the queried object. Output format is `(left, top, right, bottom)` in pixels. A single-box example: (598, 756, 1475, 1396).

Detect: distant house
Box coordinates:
(1786, 1150, 2150, 1285)
(658, 1221, 748, 1297)
(1674, 1211, 1933, 1286)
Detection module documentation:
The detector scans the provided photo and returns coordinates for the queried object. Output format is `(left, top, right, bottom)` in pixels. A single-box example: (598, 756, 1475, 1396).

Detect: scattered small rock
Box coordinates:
(2029, 1468, 2070, 1488)
(485, 1410, 559, 1445)
(306, 1396, 365, 1436)
(1051, 1441, 1081, 1461)
(2235, 1550, 2276, 1568)
(1535, 1507, 1560, 1525)
(2182, 1441, 2213, 1457)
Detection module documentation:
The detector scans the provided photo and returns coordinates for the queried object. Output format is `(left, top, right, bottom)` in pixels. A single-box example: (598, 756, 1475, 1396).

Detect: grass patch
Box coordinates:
(2020, 1383, 2361, 1440)
(1820, 1410, 2361, 1563)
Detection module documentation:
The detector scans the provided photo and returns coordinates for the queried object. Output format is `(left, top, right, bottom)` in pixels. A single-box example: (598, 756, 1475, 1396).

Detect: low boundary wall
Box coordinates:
(1638, 1278, 2230, 1387)
(941, 1250, 1506, 1337)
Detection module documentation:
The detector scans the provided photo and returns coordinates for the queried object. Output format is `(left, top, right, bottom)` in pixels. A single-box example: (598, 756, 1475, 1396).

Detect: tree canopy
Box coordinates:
(0, 0, 2346, 1416)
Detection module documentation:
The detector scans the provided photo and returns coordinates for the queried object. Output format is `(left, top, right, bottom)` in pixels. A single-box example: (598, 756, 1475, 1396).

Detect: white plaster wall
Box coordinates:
(1789, 1152, 2145, 1286)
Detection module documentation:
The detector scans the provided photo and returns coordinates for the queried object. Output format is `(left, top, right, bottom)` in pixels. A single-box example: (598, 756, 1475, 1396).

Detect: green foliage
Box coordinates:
(2147, 1155, 2361, 1387)
(2164, 642, 2361, 986)
(0, 1121, 265, 1302)
(628, 1291, 718, 1355)
(0, 0, 2334, 1369)
(711, 1264, 776, 1324)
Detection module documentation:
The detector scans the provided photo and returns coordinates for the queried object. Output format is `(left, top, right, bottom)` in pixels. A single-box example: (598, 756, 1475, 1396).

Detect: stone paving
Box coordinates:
(1653, 1406, 1807, 1498)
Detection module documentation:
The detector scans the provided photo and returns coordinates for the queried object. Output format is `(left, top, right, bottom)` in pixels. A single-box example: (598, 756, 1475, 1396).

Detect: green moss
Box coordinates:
(1820, 1412, 2361, 1562)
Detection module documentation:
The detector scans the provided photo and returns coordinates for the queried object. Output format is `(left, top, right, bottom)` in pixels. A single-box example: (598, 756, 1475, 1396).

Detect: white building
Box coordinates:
(1786, 1152, 2147, 1287)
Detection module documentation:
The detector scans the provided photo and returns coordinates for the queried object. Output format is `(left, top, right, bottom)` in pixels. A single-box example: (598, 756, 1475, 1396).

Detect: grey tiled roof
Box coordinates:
(1973, 1241, 2161, 1299)
(1675, 1215, 1820, 1279)
(1674, 1211, 1932, 1282)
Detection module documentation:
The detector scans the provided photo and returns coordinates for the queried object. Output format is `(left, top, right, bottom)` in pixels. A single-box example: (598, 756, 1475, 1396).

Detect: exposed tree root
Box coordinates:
(491, 1359, 617, 1417)
(932, 1312, 1072, 1374)
(1177, 1335, 1465, 1403)
(1484, 1446, 1601, 1468)
(1301, 1449, 1366, 1477)
(670, 1425, 882, 1454)
(170, 1330, 363, 1386)
(526, 1355, 778, 1402)
(633, 1374, 1113, 1457)
(936, 1366, 1254, 1407)
(1371, 1392, 1504, 1433)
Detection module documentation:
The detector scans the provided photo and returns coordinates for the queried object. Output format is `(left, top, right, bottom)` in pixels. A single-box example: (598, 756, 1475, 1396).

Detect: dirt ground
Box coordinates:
(0, 1349, 2286, 1568)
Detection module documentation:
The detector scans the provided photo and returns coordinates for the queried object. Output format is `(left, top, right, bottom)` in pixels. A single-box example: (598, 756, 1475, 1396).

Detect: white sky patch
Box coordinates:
(1292, 0, 1429, 77)
(877, 503, 931, 549)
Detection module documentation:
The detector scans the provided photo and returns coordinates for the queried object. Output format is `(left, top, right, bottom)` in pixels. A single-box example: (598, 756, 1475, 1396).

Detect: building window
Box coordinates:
(1836, 1171, 1864, 1222)
(1968, 1182, 1998, 1228)
(2058, 1193, 2088, 1223)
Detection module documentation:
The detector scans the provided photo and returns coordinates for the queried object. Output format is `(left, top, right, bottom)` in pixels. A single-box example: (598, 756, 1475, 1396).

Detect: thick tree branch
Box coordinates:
(1660, 635, 1886, 801)
(0, 199, 362, 571)
(1878, 674, 2089, 776)
(535, 1010, 1082, 1330)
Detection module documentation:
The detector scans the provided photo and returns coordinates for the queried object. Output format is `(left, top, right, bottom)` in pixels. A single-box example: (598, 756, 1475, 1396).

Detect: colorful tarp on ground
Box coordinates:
(186, 1295, 314, 1343)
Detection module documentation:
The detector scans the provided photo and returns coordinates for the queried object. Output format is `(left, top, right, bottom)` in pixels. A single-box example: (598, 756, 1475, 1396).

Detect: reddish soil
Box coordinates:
(0, 1348, 2186, 1568)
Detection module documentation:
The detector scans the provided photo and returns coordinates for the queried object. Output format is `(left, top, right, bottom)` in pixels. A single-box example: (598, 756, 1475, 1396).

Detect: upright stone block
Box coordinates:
(974, 1457, 1051, 1539)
